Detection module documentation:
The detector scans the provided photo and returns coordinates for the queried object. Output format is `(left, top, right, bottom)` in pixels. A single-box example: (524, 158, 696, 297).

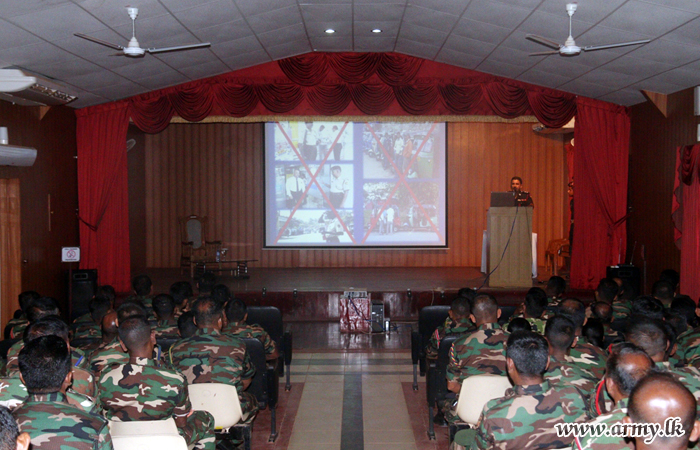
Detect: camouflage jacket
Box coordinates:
(569, 339, 607, 379)
(546, 355, 598, 397)
(474, 379, 588, 450)
(447, 323, 508, 383)
(224, 321, 278, 357)
(677, 327, 700, 363)
(425, 317, 473, 359)
(73, 312, 93, 324)
(655, 361, 700, 414)
(154, 319, 180, 339)
(525, 317, 547, 335)
(589, 378, 615, 418)
(13, 392, 112, 450)
(97, 356, 191, 421)
(0, 376, 99, 415)
(73, 322, 101, 340)
(169, 328, 255, 391)
(6, 315, 28, 339)
(6, 342, 89, 375)
(88, 339, 128, 376)
(611, 300, 631, 322)
(574, 398, 632, 450)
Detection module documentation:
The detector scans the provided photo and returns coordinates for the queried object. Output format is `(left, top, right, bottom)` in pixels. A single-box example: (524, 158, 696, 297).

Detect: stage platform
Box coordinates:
(143, 266, 593, 321)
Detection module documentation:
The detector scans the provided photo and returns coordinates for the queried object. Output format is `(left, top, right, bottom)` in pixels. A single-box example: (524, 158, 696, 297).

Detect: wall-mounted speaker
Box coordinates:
(694, 86, 700, 116)
(69, 269, 97, 321)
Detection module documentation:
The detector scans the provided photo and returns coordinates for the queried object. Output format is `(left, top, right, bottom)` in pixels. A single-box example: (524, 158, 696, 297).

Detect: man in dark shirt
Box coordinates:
(511, 176, 534, 207)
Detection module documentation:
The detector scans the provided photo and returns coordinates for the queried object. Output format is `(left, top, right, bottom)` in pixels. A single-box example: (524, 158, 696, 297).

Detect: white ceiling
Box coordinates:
(2, 0, 700, 108)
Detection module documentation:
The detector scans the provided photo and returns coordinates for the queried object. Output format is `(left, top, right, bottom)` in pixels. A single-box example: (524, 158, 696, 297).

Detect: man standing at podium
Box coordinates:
(511, 176, 534, 208)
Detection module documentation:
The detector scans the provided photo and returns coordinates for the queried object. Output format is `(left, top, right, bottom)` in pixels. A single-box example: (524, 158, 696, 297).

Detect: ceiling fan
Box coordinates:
(75, 7, 211, 57)
(526, 3, 650, 56)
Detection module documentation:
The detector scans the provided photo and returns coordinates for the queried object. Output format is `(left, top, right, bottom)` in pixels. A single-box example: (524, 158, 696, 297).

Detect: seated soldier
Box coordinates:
(13, 336, 111, 450)
(545, 275, 566, 309)
(5, 316, 93, 396)
(625, 372, 700, 450)
(224, 298, 279, 362)
(177, 311, 197, 339)
(507, 317, 533, 333)
(211, 284, 231, 306)
(544, 315, 597, 395)
(651, 279, 675, 308)
(452, 331, 588, 450)
(595, 278, 628, 321)
(425, 296, 474, 360)
(197, 271, 217, 296)
(125, 274, 154, 309)
(97, 316, 214, 450)
(152, 294, 179, 339)
(170, 281, 195, 315)
(519, 288, 548, 333)
(170, 297, 258, 424)
(6, 291, 40, 339)
(590, 301, 622, 347)
(674, 295, 700, 362)
(72, 285, 115, 324)
(73, 295, 112, 340)
(583, 318, 605, 349)
(576, 342, 653, 450)
(82, 310, 118, 356)
(0, 405, 30, 450)
(559, 298, 607, 379)
(88, 303, 146, 376)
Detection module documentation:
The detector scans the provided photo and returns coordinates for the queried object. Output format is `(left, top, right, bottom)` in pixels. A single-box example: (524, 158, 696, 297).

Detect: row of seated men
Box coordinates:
(0, 272, 279, 450)
(426, 270, 700, 449)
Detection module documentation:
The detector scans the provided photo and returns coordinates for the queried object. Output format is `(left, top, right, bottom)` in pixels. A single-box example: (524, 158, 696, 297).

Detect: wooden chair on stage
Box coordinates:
(544, 239, 570, 276)
(179, 215, 221, 278)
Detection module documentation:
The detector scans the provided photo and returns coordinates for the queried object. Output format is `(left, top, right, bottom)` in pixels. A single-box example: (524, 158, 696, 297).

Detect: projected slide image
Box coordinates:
(275, 165, 327, 210)
(275, 210, 354, 245)
(363, 122, 440, 179)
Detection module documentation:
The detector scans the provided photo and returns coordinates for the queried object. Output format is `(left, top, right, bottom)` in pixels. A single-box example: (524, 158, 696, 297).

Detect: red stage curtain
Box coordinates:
(76, 103, 131, 292)
(673, 144, 700, 300)
(570, 97, 630, 289)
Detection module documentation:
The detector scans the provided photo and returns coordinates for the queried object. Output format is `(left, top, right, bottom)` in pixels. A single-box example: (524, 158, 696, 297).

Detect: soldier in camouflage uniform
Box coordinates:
(224, 298, 279, 361)
(7, 296, 58, 341)
(170, 281, 195, 317)
(0, 375, 100, 415)
(87, 310, 129, 376)
(13, 336, 112, 450)
(153, 294, 180, 339)
(574, 343, 653, 450)
(559, 298, 607, 379)
(97, 315, 214, 450)
(510, 287, 548, 334)
(545, 315, 598, 396)
(72, 295, 112, 340)
(425, 296, 473, 360)
(0, 405, 30, 450)
(5, 291, 40, 340)
(452, 331, 589, 450)
(170, 296, 259, 423)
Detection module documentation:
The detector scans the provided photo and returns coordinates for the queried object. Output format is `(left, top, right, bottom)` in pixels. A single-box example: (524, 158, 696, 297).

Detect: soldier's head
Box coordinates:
(211, 284, 231, 306)
(89, 294, 112, 324)
(604, 343, 653, 404)
(18, 335, 72, 395)
(595, 278, 619, 304)
(510, 176, 523, 192)
(625, 318, 669, 363)
(523, 288, 547, 319)
(456, 287, 477, 303)
(545, 315, 576, 355)
(651, 280, 675, 305)
(505, 331, 549, 384)
(170, 281, 194, 307)
(591, 301, 613, 324)
(95, 285, 116, 306)
(470, 294, 500, 325)
(152, 294, 176, 321)
(659, 269, 680, 292)
(583, 318, 605, 348)
(116, 300, 147, 323)
(631, 296, 665, 321)
(0, 406, 29, 450)
(192, 296, 224, 330)
(507, 317, 532, 334)
(546, 276, 566, 299)
(26, 297, 59, 323)
(225, 298, 247, 324)
(17, 291, 40, 314)
(118, 315, 155, 357)
(131, 274, 152, 296)
(177, 311, 197, 339)
(101, 310, 118, 341)
(23, 315, 70, 346)
(557, 298, 586, 333)
(671, 295, 698, 329)
(449, 296, 470, 321)
(197, 271, 217, 294)
(625, 372, 700, 450)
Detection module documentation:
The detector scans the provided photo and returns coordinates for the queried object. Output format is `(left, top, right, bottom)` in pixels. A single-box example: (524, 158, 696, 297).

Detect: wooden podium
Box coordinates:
(487, 207, 533, 288)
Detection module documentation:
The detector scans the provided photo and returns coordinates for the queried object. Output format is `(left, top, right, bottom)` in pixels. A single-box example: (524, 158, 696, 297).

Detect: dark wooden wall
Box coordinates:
(136, 121, 568, 269)
(628, 89, 699, 294)
(0, 102, 78, 325)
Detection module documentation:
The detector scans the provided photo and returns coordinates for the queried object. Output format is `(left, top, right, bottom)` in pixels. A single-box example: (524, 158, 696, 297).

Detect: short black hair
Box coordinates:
(546, 276, 566, 297)
(116, 301, 147, 323)
(625, 318, 668, 358)
(651, 280, 674, 302)
(89, 295, 112, 323)
(152, 294, 175, 319)
(211, 284, 231, 305)
(591, 301, 613, 324)
(596, 278, 619, 303)
(558, 298, 586, 329)
(198, 272, 217, 294)
(18, 335, 71, 394)
(132, 274, 152, 296)
(450, 296, 470, 318)
(659, 269, 680, 290)
(170, 281, 193, 306)
(0, 405, 19, 450)
(18, 291, 40, 313)
(456, 288, 477, 302)
(605, 342, 653, 396)
(471, 294, 498, 321)
(118, 315, 152, 351)
(545, 315, 576, 351)
(506, 331, 549, 377)
(24, 315, 69, 343)
(511, 176, 522, 184)
(95, 285, 116, 304)
(583, 318, 604, 348)
(618, 279, 638, 301)
(524, 288, 547, 318)
(630, 296, 665, 321)
(671, 295, 698, 328)
(508, 317, 533, 334)
(26, 297, 60, 323)
(225, 298, 247, 323)
(192, 296, 223, 326)
(664, 311, 688, 339)
(177, 311, 197, 339)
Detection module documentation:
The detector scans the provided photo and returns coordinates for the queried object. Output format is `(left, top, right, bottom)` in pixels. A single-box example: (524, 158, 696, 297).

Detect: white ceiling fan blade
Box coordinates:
(526, 34, 562, 50)
(146, 42, 211, 54)
(582, 39, 650, 52)
(74, 33, 124, 51)
(529, 50, 561, 56)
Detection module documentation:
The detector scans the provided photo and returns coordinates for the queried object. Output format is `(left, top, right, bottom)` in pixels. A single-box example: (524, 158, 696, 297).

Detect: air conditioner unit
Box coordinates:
(0, 128, 37, 166)
(0, 69, 77, 106)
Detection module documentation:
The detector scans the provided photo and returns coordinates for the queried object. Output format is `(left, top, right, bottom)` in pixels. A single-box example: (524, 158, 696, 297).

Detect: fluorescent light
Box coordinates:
(325, 28, 335, 34)
(372, 29, 382, 33)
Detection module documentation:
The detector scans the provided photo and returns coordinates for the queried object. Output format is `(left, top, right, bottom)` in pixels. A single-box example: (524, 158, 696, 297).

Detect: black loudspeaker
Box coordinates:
(70, 269, 98, 321)
(606, 265, 641, 297)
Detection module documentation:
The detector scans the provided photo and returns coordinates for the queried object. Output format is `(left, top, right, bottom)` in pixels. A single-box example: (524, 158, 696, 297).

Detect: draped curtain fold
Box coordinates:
(0, 179, 21, 329)
(76, 103, 131, 292)
(672, 144, 700, 300)
(570, 97, 630, 290)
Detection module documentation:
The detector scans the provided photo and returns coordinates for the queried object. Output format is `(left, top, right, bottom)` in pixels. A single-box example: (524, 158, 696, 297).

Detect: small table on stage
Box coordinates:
(193, 259, 258, 279)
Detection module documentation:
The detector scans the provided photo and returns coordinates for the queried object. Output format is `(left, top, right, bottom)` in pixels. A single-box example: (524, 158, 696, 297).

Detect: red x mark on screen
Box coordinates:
(273, 122, 357, 245)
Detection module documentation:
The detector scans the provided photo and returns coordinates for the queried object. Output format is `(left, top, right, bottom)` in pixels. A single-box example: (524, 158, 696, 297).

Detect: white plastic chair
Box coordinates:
(108, 417, 187, 450)
(188, 383, 243, 429)
(455, 375, 512, 425)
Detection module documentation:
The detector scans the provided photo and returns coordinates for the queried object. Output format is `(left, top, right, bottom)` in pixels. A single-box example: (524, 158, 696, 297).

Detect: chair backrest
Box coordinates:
(109, 418, 187, 450)
(427, 334, 459, 404)
(418, 305, 451, 344)
(242, 338, 270, 408)
(245, 306, 283, 346)
(179, 215, 208, 249)
(455, 375, 512, 425)
(188, 383, 243, 429)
